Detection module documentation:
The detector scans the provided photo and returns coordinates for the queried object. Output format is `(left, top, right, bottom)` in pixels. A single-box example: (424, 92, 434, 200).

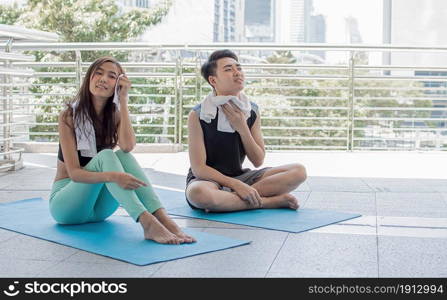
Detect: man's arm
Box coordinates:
(188, 110, 263, 207)
(220, 102, 265, 167)
(188, 110, 239, 188)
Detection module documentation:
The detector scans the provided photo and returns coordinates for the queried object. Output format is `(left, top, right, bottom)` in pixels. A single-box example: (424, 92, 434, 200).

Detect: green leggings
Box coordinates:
(49, 149, 162, 224)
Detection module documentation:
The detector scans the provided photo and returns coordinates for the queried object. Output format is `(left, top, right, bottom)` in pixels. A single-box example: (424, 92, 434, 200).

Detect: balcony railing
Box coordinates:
(1, 43, 447, 166)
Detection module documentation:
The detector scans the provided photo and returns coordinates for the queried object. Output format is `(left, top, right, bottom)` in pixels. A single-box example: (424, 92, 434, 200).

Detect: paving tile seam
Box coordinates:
(380, 225, 447, 230)
(149, 263, 168, 278)
(373, 191, 380, 278)
(60, 250, 82, 263)
(263, 232, 290, 278)
(360, 178, 377, 191)
(339, 223, 447, 230)
(0, 257, 65, 263)
(337, 223, 376, 228)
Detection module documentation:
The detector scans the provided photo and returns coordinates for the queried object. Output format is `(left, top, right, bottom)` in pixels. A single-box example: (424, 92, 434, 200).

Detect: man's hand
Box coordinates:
(220, 101, 249, 133)
(231, 180, 262, 208)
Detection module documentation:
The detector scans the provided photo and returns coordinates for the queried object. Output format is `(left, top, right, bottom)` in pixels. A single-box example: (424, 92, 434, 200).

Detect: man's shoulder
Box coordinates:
(191, 103, 202, 114)
(250, 101, 259, 115)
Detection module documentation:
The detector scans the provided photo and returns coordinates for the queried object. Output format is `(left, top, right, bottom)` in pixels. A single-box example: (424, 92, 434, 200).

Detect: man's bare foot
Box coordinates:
(154, 209, 196, 243)
(261, 193, 299, 210)
(139, 212, 185, 244)
(283, 193, 299, 210)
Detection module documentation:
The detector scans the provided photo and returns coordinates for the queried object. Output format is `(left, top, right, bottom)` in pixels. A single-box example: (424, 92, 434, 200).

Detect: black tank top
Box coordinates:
(58, 143, 109, 167)
(186, 102, 259, 184)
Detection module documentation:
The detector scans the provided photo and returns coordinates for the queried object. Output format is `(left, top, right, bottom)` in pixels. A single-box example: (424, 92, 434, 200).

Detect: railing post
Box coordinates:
(75, 50, 82, 89)
(195, 51, 202, 104)
(347, 51, 355, 151)
(174, 52, 183, 146)
(3, 39, 13, 161)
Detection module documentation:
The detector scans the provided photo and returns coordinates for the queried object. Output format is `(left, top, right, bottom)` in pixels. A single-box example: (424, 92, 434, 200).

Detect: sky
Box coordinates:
(313, 0, 383, 44)
(312, 0, 383, 63)
(141, 0, 214, 44)
(140, 0, 384, 63)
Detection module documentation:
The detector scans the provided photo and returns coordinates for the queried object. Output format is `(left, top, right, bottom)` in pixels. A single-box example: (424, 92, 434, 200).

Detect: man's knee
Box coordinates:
(291, 163, 307, 183)
(187, 184, 216, 210)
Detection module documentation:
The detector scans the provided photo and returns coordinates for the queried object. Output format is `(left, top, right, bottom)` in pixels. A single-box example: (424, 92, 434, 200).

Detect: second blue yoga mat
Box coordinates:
(0, 198, 250, 266)
(169, 206, 361, 233)
(157, 188, 361, 233)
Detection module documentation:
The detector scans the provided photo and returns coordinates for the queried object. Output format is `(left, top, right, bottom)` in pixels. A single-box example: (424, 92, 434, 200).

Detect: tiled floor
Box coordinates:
(0, 151, 446, 277)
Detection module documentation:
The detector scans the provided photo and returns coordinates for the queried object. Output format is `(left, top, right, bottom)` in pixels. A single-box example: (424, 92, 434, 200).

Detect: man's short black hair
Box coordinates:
(201, 49, 239, 86)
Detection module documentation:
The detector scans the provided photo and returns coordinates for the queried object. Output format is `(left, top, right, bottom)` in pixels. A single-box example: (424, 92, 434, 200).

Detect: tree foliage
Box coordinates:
(0, 0, 173, 142)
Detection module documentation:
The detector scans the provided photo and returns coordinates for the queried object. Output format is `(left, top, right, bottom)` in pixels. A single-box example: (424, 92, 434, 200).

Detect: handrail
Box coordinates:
(2, 42, 447, 152)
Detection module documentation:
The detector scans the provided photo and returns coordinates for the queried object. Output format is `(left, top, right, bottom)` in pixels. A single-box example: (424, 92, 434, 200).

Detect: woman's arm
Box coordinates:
(116, 75, 136, 152)
(58, 110, 118, 183)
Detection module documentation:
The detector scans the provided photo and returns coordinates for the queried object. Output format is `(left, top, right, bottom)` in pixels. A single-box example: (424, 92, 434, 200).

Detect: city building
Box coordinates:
(244, 0, 275, 42)
(382, 0, 447, 126)
(213, 0, 245, 42)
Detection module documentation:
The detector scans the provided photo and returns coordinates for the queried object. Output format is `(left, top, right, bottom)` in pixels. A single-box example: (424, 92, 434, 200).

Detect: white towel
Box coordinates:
(199, 92, 251, 133)
(72, 74, 123, 157)
(113, 74, 124, 111)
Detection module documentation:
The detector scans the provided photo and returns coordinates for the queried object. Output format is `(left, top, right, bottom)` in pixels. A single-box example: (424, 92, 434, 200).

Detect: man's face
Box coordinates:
(209, 57, 245, 95)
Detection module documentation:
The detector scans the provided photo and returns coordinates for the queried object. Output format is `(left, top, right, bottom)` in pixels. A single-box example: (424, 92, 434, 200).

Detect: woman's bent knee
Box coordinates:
(97, 149, 115, 158)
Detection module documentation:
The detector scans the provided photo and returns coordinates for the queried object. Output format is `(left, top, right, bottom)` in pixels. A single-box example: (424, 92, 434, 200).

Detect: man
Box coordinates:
(186, 49, 307, 212)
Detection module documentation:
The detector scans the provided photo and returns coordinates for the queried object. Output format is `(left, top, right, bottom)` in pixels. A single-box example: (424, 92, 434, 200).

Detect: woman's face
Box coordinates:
(89, 62, 120, 100)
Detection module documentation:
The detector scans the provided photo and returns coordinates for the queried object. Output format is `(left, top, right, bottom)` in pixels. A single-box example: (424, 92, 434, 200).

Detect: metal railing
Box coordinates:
(1, 42, 447, 153)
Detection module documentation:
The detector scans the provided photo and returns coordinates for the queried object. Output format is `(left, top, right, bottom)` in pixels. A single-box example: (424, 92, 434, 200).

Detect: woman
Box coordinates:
(50, 56, 195, 245)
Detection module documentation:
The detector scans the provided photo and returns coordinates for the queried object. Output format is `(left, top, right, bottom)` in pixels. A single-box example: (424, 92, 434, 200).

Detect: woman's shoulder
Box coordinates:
(59, 106, 74, 126)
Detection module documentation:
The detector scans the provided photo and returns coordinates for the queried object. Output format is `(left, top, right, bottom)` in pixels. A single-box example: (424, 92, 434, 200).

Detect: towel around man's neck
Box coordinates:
(199, 92, 251, 133)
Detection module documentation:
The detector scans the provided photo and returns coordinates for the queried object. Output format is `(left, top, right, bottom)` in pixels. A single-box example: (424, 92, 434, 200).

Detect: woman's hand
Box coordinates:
(117, 74, 131, 103)
(220, 101, 249, 133)
(113, 172, 147, 190)
(230, 180, 262, 208)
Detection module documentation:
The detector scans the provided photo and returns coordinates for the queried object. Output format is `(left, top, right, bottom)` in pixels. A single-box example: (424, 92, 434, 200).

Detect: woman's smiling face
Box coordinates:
(89, 62, 120, 100)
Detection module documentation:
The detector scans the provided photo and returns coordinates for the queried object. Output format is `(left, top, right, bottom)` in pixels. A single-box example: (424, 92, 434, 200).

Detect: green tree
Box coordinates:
(0, 0, 173, 142)
(14, 0, 172, 61)
(247, 50, 428, 150)
(0, 3, 23, 25)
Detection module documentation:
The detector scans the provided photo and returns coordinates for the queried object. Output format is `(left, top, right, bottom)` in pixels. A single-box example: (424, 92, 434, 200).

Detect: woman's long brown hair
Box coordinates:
(63, 56, 123, 149)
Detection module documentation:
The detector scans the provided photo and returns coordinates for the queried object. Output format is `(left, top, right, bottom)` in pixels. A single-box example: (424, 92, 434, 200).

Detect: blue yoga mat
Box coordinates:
(159, 188, 361, 233)
(0, 198, 250, 266)
(169, 206, 361, 233)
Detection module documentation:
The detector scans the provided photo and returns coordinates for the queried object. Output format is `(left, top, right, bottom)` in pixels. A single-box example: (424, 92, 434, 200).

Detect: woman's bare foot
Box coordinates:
(261, 193, 299, 210)
(139, 211, 185, 244)
(154, 208, 197, 243)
